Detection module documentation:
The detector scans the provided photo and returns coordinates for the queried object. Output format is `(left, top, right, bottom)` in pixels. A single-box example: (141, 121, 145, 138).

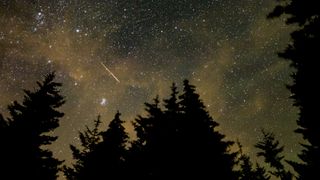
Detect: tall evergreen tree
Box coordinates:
(64, 112, 128, 180)
(162, 83, 184, 177)
(268, 1, 320, 179)
(0, 72, 65, 180)
(129, 96, 166, 178)
(93, 111, 129, 179)
(63, 116, 102, 180)
(177, 80, 236, 179)
(255, 130, 292, 180)
(130, 80, 237, 179)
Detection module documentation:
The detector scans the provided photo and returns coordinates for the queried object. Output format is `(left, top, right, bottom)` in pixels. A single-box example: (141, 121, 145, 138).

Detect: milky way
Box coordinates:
(0, 0, 300, 166)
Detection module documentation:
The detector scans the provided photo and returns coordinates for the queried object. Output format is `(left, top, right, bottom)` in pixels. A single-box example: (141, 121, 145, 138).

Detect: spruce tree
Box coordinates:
(255, 130, 292, 180)
(93, 111, 129, 179)
(178, 80, 236, 179)
(0, 72, 65, 180)
(237, 142, 270, 180)
(63, 116, 102, 180)
(64, 112, 128, 179)
(130, 96, 165, 178)
(130, 80, 237, 179)
(268, 1, 320, 179)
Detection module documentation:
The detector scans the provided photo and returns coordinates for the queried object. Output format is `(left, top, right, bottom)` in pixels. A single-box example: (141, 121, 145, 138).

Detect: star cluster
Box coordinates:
(0, 0, 299, 165)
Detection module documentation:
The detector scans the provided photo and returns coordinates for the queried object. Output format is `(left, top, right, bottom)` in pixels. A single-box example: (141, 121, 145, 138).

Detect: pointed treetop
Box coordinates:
(164, 83, 179, 113)
(255, 130, 285, 170)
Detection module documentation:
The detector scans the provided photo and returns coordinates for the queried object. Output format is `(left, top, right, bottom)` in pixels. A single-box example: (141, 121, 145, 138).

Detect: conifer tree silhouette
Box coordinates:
(164, 83, 180, 114)
(130, 80, 237, 179)
(177, 80, 236, 179)
(63, 116, 102, 180)
(0, 72, 65, 180)
(255, 130, 292, 180)
(268, 1, 320, 179)
(64, 112, 128, 180)
(93, 111, 128, 179)
(129, 96, 165, 178)
(236, 141, 270, 180)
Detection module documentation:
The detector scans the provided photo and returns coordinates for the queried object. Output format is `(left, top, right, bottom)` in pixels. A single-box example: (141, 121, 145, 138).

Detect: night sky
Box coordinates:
(0, 0, 300, 166)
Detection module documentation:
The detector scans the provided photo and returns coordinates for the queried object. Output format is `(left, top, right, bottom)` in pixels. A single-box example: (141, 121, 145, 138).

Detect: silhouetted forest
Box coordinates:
(0, 0, 319, 179)
(0, 73, 293, 180)
(268, 0, 320, 179)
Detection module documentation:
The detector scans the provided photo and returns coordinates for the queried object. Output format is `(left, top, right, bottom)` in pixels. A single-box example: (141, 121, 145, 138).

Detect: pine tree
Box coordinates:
(162, 83, 183, 177)
(268, 1, 320, 179)
(130, 96, 165, 178)
(93, 111, 129, 179)
(255, 130, 292, 180)
(64, 112, 128, 179)
(63, 116, 102, 180)
(133, 96, 163, 148)
(0, 72, 65, 180)
(236, 142, 270, 180)
(178, 79, 236, 179)
(130, 80, 237, 179)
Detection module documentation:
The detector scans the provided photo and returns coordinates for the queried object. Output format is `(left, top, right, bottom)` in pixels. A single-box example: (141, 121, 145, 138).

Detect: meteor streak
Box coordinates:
(100, 62, 120, 83)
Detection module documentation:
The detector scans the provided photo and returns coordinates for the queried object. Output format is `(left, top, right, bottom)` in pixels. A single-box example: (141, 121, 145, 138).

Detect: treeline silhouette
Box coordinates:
(1, 0, 319, 179)
(268, 0, 320, 179)
(0, 73, 298, 180)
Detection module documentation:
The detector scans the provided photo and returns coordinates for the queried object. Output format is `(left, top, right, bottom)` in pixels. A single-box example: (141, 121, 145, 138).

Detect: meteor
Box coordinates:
(100, 62, 120, 83)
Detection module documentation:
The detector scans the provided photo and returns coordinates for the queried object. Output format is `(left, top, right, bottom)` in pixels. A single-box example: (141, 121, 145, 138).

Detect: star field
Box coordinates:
(0, 0, 300, 167)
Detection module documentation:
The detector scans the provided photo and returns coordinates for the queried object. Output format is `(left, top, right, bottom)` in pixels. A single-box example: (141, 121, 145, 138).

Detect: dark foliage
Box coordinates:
(255, 130, 292, 179)
(268, 1, 320, 179)
(236, 141, 270, 180)
(63, 112, 128, 180)
(63, 116, 102, 180)
(129, 80, 237, 179)
(0, 72, 65, 180)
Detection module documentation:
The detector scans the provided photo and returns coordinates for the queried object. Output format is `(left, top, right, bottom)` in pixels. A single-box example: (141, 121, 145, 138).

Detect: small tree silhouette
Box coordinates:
(236, 141, 270, 180)
(94, 111, 129, 179)
(63, 116, 102, 180)
(64, 112, 128, 179)
(255, 130, 292, 179)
